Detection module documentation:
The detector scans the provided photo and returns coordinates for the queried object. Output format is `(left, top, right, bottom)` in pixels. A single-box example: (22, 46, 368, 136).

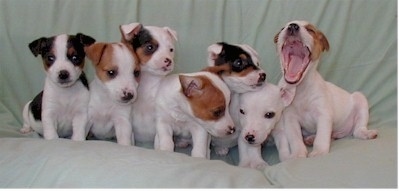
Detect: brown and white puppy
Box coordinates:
(206, 42, 267, 155)
(85, 42, 140, 146)
(21, 33, 95, 140)
(154, 70, 235, 158)
(274, 20, 378, 159)
(120, 22, 177, 145)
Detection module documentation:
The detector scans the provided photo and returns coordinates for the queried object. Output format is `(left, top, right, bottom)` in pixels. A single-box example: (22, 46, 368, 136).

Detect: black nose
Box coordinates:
(122, 92, 134, 102)
(288, 23, 300, 35)
(58, 70, 70, 80)
(258, 73, 266, 83)
(227, 126, 236, 135)
(245, 134, 255, 144)
(164, 58, 172, 67)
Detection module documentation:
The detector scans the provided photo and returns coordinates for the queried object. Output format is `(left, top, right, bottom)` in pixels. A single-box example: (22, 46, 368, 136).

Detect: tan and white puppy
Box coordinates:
(154, 70, 235, 158)
(21, 33, 95, 140)
(238, 83, 292, 169)
(85, 42, 140, 146)
(274, 20, 378, 159)
(206, 42, 267, 155)
(120, 22, 177, 145)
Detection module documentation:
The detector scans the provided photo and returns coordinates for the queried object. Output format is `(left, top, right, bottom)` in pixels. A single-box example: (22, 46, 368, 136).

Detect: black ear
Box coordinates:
(76, 33, 96, 46)
(28, 37, 47, 57)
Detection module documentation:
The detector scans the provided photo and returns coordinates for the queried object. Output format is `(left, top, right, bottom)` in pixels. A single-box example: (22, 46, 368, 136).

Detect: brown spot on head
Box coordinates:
(85, 43, 118, 83)
(305, 24, 329, 60)
(179, 74, 226, 121)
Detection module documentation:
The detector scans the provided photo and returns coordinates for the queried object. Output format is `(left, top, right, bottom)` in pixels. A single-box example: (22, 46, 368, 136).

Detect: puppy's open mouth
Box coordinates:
(281, 37, 310, 84)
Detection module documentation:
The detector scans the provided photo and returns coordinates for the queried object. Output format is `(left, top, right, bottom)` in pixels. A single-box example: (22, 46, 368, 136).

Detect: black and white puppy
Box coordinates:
(207, 42, 267, 155)
(21, 33, 95, 140)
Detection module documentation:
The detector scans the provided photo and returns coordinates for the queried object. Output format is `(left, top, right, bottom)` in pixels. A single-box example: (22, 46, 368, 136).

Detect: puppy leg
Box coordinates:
(271, 123, 291, 161)
(190, 127, 210, 158)
(309, 116, 333, 157)
(352, 92, 378, 139)
(113, 116, 133, 146)
(20, 102, 33, 133)
(155, 119, 174, 152)
(282, 111, 308, 159)
(71, 112, 88, 141)
(238, 137, 268, 169)
(41, 110, 59, 140)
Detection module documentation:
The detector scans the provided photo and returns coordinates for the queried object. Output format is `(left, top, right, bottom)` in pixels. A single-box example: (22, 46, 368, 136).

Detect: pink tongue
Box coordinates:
(286, 55, 304, 81)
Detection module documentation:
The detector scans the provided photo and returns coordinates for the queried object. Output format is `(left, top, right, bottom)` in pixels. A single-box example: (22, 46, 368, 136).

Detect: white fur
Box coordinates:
(88, 43, 139, 146)
(154, 72, 234, 158)
(120, 23, 178, 144)
(275, 20, 378, 159)
(21, 34, 89, 141)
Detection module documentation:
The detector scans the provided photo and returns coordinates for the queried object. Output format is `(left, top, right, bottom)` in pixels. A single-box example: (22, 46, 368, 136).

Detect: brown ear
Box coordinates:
(318, 31, 330, 52)
(179, 75, 204, 98)
(202, 65, 230, 75)
(85, 43, 107, 66)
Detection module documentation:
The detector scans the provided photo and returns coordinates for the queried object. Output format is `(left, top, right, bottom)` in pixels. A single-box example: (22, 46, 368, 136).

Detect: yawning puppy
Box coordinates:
(120, 22, 177, 145)
(85, 42, 140, 146)
(154, 70, 235, 158)
(21, 33, 95, 140)
(206, 42, 267, 155)
(274, 20, 378, 159)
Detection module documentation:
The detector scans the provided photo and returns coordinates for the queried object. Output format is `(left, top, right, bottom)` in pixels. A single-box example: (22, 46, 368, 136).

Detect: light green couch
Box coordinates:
(0, 0, 396, 188)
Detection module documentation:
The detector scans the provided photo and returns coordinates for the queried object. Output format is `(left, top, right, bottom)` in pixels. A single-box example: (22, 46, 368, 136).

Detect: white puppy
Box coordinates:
(238, 82, 292, 169)
(154, 70, 235, 158)
(274, 20, 378, 159)
(21, 33, 95, 140)
(120, 22, 177, 145)
(206, 42, 267, 155)
(85, 42, 140, 146)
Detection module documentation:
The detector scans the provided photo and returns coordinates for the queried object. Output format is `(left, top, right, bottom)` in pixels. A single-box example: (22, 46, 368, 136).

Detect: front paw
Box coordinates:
(308, 149, 328, 158)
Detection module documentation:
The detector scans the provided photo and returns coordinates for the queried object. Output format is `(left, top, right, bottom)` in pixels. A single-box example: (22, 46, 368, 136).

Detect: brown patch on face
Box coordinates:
(85, 43, 118, 83)
(180, 75, 226, 121)
(305, 24, 330, 61)
(231, 66, 257, 77)
(135, 39, 159, 65)
(67, 47, 85, 70)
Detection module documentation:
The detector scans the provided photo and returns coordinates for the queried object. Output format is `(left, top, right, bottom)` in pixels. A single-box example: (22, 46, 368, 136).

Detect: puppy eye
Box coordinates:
(233, 59, 243, 67)
(212, 107, 225, 118)
(133, 69, 140, 78)
(239, 109, 245, 115)
(170, 48, 174, 52)
(306, 28, 315, 34)
(107, 70, 118, 79)
(70, 55, 81, 65)
(46, 55, 55, 64)
(144, 43, 157, 55)
(264, 112, 275, 119)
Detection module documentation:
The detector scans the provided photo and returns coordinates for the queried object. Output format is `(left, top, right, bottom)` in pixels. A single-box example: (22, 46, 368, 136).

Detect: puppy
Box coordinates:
(85, 42, 140, 146)
(237, 83, 292, 169)
(206, 42, 267, 155)
(21, 33, 95, 140)
(274, 20, 378, 158)
(154, 70, 235, 158)
(120, 22, 177, 145)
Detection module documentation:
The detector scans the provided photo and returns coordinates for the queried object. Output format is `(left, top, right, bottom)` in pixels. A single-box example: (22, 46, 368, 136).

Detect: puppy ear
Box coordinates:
(202, 65, 229, 76)
(280, 87, 295, 107)
(76, 33, 96, 46)
(120, 22, 142, 41)
(179, 75, 204, 98)
(28, 37, 47, 57)
(84, 43, 107, 66)
(318, 31, 330, 52)
(274, 31, 280, 44)
(163, 27, 178, 42)
(207, 43, 223, 66)
(240, 44, 259, 58)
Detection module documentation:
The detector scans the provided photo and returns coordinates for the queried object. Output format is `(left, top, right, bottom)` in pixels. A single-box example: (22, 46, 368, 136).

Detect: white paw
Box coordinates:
(215, 146, 229, 156)
(20, 126, 32, 134)
(308, 149, 328, 158)
(354, 128, 378, 140)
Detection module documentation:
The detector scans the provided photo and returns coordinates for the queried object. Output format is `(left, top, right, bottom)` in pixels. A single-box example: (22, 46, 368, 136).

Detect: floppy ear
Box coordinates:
(207, 43, 223, 66)
(241, 44, 259, 58)
(163, 27, 178, 42)
(202, 65, 229, 76)
(120, 22, 142, 41)
(179, 75, 204, 98)
(84, 43, 107, 66)
(28, 37, 48, 57)
(318, 31, 330, 52)
(75, 33, 96, 46)
(280, 87, 295, 107)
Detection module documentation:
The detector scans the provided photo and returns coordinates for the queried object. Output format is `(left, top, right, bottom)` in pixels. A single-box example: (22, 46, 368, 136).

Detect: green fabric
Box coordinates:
(0, 0, 396, 188)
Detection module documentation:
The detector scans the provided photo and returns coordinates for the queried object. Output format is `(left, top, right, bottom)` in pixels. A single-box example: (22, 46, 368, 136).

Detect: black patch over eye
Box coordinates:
(239, 109, 245, 115)
(69, 55, 82, 65)
(133, 69, 140, 78)
(212, 107, 225, 118)
(107, 69, 118, 79)
(144, 43, 157, 55)
(232, 59, 248, 71)
(264, 112, 275, 119)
